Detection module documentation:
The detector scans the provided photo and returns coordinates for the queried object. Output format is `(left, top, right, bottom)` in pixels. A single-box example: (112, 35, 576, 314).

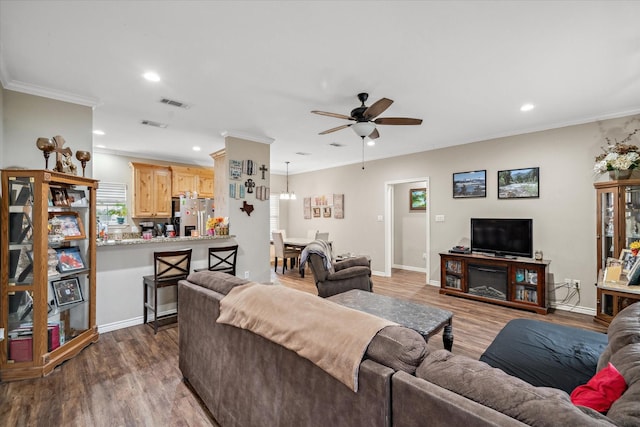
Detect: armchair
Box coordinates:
(307, 253, 373, 297)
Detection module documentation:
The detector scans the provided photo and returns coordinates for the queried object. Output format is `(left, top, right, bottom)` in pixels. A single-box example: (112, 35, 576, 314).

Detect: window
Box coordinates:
(270, 192, 280, 237)
(96, 182, 127, 225)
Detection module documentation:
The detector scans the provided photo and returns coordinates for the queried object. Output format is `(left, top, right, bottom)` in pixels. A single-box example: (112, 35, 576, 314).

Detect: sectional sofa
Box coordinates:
(178, 271, 640, 426)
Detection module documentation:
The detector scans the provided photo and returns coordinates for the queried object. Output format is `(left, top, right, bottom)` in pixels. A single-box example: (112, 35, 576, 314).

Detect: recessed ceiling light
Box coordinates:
(95, 144, 106, 149)
(143, 71, 160, 82)
(93, 130, 105, 136)
(192, 146, 201, 152)
(367, 140, 376, 146)
(520, 103, 535, 112)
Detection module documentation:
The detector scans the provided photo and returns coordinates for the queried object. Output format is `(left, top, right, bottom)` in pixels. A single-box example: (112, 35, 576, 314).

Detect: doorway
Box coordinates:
(384, 177, 430, 283)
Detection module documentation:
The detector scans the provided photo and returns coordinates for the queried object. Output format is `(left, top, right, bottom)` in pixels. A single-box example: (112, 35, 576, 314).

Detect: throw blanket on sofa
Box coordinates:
(299, 239, 333, 271)
(217, 283, 395, 391)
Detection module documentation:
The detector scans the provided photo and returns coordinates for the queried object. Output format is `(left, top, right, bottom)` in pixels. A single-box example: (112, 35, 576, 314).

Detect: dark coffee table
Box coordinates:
(328, 289, 454, 351)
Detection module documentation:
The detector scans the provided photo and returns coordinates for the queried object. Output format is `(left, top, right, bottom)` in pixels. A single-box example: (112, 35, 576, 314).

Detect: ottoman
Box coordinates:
(479, 318, 608, 394)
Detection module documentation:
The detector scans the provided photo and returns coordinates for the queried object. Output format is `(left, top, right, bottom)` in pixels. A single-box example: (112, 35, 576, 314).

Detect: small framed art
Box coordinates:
(498, 167, 539, 199)
(54, 246, 86, 273)
(51, 277, 84, 307)
(620, 249, 637, 275)
(50, 187, 69, 206)
(409, 188, 427, 211)
(453, 170, 486, 198)
(48, 212, 85, 240)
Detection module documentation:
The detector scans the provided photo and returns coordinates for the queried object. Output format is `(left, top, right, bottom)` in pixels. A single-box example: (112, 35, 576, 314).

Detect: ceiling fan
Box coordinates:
(311, 92, 423, 140)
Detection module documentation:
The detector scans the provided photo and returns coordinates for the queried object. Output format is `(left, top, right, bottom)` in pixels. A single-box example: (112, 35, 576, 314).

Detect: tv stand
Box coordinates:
(440, 252, 549, 314)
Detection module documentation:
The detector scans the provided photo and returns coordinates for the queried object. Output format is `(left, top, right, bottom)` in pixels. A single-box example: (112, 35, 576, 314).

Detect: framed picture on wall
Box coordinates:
(498, 167, 539, 199)
(409, 188, 427, 211)
(453, 170, 486, 198)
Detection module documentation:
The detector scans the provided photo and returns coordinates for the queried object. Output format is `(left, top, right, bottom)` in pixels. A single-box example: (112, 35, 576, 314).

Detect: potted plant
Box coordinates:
(107, 204, 127, 224)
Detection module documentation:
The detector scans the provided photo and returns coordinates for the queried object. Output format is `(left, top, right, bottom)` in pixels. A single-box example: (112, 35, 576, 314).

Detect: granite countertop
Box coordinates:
(97, 234, 235, 247)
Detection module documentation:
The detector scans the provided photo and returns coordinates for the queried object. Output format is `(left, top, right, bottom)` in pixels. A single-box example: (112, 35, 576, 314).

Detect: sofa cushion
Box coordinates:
(598, 302, 640, 370)
(417, 350, 612, 427)
(571, 362, 627, 413)
(186, 270, 250, 295)
(365, 325, 427, 374)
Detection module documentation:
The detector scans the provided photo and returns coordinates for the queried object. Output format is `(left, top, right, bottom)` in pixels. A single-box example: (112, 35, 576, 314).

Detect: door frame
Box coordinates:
(384, 177, 430, 282)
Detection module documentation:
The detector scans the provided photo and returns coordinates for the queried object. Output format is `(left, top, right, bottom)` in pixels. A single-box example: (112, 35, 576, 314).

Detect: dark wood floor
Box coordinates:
(0, 269, 606, 426)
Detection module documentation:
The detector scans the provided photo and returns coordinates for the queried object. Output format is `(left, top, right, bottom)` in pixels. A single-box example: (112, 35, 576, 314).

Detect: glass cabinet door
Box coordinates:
(624, 185, 640, 248)
(598, 188, 617, 271)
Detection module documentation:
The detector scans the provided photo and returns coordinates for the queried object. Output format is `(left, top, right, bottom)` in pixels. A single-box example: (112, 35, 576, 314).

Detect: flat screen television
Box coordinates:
(470, 218, 533, 258)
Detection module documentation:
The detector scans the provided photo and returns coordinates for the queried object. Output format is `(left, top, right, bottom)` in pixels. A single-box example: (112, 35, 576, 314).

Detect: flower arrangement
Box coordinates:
(206, 217, 228, 235)
(594, 129, 640, 175)
(630, 241, 640, 250)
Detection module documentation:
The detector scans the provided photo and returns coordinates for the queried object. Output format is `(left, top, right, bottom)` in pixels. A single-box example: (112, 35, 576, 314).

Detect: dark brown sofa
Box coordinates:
(178, 271, 427, 427)
(392, 302, 640, 427)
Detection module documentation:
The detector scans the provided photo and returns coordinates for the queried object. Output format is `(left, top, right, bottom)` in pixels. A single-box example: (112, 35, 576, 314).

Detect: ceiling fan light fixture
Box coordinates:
(367, 140, 376, 146)
(352, 121, 376, 137)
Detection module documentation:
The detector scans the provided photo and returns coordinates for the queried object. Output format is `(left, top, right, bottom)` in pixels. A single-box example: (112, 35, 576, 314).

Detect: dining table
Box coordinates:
(271, 237, 331, 278)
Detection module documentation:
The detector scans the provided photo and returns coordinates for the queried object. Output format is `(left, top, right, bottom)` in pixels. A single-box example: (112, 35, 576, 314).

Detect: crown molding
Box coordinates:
(2, 78, 101, 108)
(221, 130, 274, 145)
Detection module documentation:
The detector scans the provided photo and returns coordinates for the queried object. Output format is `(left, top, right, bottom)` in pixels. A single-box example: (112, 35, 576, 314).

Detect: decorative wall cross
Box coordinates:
(244, 178, 255, 193)
(259, 164, 268, 180)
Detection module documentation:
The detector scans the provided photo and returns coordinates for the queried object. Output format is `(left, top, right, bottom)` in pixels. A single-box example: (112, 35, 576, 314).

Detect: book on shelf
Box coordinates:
(9, 336, 33, 362)
(48, 323, 60, 351)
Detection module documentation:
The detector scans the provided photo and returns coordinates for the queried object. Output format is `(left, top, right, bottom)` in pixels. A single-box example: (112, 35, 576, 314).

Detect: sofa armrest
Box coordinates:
(333, 256, 370, 271)
(391, 371, 528, 427)
(327, 265, 371, 281)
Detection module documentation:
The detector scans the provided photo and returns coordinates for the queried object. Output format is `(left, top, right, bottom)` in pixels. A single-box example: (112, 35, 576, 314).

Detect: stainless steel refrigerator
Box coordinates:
(178, 196, 215, 236)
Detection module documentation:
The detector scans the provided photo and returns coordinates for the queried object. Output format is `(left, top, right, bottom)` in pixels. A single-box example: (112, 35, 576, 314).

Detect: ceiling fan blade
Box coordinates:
(311, 110, 354, 121)
(368, 128, 380, 139)
(319, 124, 351, 135)
(364, 98, 393, 120)
(374, 117, 423, 126)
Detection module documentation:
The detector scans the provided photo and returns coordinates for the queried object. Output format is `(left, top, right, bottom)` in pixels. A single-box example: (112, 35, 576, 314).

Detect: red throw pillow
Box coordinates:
(570, 362, 627, 413)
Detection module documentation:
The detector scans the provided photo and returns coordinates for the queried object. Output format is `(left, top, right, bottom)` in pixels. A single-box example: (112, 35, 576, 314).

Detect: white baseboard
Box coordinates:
(548, 302, 595, 316)
(98, 307, 177, 334)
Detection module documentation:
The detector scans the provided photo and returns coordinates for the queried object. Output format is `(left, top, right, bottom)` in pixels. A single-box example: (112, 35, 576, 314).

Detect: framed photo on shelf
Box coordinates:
(409, 188, 427, 211)
(619, 249, 637, 274)
(50, 187, 69, 206)
(48, 211, 85, 240)
(498, 167, 539, 199)
(51, 277, 84, 307)
(66, 189, 87, 207)
(453, 170, 486, 198)
(54, 246, 86, 273)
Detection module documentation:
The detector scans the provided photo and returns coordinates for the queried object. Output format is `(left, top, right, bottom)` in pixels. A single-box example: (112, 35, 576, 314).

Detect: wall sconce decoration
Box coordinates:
(36, 137, 56, 169)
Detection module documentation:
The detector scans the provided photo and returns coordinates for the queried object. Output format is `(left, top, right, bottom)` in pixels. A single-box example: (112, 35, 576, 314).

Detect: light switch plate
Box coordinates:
(435, 215, 445, 222)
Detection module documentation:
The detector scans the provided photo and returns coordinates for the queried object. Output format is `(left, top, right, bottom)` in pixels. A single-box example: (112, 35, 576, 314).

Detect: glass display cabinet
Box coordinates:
(1, 170, 98, 381)
(594, 179, 640, 326)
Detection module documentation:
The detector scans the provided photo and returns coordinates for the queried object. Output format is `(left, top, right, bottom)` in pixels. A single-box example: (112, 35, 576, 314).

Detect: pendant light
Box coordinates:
(281, 161, 296, 200)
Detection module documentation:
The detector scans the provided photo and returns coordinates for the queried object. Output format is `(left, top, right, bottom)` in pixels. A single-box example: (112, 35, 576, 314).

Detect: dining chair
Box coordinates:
(143, 248, 192, 334)
(272, 231, 301, 274)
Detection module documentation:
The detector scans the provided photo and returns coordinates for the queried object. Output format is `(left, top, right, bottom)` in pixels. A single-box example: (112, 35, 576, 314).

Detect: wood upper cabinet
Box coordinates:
(170, 165, 214, 198)
(131, 162, 172, 218)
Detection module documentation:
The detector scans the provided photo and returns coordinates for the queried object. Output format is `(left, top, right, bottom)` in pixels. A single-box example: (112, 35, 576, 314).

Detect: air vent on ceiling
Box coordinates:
(160, 98, 191, 109)
(141, 120, 168, 128)
(296, 152, 311, 156)
(329, 142, 345, 147)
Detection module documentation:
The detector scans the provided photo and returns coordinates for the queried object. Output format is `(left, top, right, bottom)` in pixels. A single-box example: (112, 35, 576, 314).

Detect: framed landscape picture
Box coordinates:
(498, 167, 539, 199)
(453, 170, 486, 198)
(409, 188, 427, 211)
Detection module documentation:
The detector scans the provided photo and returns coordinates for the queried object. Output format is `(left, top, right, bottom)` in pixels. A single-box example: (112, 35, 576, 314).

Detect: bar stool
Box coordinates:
(195, 244, 239, 276)
(143, 248, 192, 334)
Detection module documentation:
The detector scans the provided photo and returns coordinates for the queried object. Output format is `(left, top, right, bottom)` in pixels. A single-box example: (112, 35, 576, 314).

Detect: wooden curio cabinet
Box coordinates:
(1, 170, 99, 381)
(594, 179, 640, 325)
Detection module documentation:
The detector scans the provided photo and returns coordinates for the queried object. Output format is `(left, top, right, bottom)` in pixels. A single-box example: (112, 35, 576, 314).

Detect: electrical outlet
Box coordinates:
(244, 271, 250, 279)
(572, 279, 581, 289)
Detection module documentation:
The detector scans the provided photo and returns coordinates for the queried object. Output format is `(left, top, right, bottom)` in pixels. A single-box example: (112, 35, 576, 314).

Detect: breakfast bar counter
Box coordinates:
(96, 235, 237, 332)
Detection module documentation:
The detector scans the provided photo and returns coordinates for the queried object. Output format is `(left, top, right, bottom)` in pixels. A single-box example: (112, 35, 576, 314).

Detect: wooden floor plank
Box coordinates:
(0, 269, 605, 425)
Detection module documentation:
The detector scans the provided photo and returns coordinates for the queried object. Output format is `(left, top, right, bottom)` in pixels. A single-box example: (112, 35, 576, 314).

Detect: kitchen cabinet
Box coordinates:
(170, 165, 214, 198)
(1, 169, 98, 381)
(130, 162, 172, 218)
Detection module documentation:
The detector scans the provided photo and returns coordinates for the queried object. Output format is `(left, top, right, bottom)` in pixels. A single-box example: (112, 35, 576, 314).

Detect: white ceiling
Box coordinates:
(1, 1, 640, 175)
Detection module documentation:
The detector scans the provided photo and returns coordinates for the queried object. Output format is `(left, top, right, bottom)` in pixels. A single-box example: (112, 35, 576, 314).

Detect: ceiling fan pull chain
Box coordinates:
(362, 138, 365, 170)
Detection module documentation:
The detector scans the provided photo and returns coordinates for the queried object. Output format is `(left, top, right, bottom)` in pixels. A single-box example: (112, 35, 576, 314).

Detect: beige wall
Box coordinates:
(285, 114, 640, 314)
(2, 89, 92, 172)
(393, 181, 427, 270)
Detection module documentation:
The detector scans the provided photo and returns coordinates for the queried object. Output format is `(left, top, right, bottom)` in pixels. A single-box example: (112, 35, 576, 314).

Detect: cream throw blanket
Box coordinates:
(217, 283, 395, 391)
